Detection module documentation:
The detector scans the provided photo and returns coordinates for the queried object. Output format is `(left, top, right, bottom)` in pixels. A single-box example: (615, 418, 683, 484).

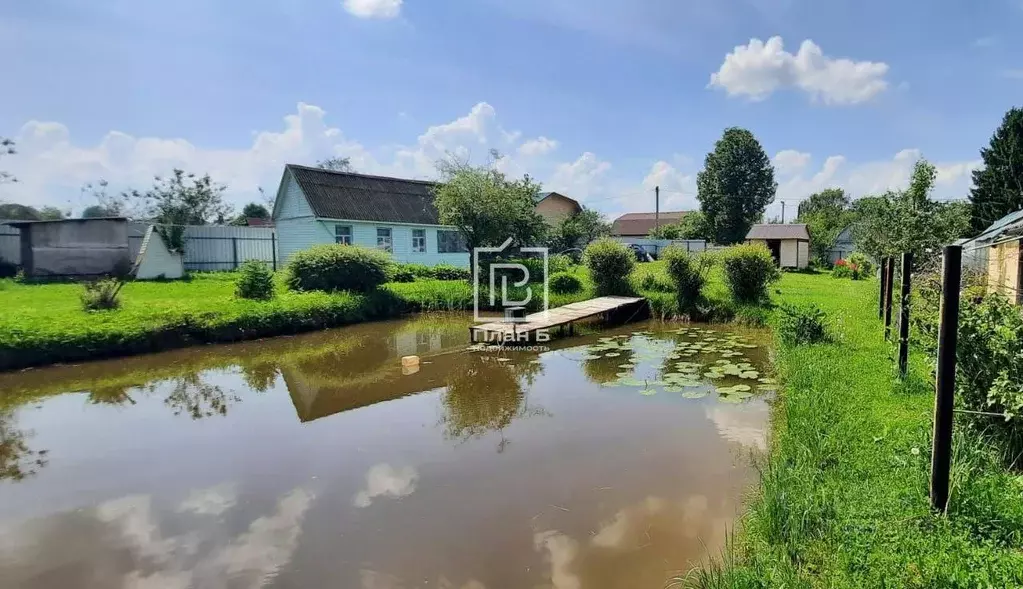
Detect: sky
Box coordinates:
(1, 0, 1021, 222)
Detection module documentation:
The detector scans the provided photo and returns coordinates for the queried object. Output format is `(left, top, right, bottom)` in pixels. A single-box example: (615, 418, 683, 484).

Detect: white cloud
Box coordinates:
(641, 161, 697, 211)
(177, 483, 238, 516)
(547, 152, 612, 201)
(773, 149, 811, 176)
(343, 0, 402, 19)
(709, 37, 890, 104)
(353, 463, 418, 507)
(518, 136, 559, 157)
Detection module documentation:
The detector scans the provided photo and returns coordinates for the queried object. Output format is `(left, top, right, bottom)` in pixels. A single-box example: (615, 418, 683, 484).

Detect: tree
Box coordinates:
(434, 162, 548, 261)
(796, 188, 855, 261)
(853, 159, 971, 264)
(548, 208, 610, 252)
(0, 138, 16, 185)
(38, 206, 67, 220)
(696, 128, 777, 244)
(317, 157, 354, 173)
(969, 107, 1023, 234)
(81, 180, 132, 218)
(126, 169, 232, 252)
(0, 203, 40, 220)
(82, 205, 116, 218)
(231, 203, 271, 225)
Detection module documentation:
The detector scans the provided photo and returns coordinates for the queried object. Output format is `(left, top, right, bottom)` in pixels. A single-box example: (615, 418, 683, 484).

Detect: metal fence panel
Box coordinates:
(0, 223, 19, 264)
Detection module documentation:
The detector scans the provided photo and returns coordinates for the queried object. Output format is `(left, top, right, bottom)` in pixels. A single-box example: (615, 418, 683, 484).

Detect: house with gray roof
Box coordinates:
(745, 223, 810, 269)
(271, 165, 469, 267)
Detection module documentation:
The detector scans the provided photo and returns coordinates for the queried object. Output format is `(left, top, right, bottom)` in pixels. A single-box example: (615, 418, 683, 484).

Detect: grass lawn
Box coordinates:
(687, 272, 1023, 588)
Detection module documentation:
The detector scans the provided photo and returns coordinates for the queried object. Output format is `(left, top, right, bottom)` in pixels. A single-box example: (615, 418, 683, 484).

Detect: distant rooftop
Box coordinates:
(745, 223, 810, 241)
(611, 211, 690, 236)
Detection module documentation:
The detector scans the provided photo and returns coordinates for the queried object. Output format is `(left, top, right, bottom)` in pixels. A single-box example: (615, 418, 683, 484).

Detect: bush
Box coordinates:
(639, 272, 674, 293)
(733, 304, 769, 327)
(832, 259, 853, 279)
(285, 244, 390, 293)
(721, 244, 780, 303)
(777, 303, 830, 345)
(387, 265, 417, 283)
(549, 272, 583, 294)
(0, 258, 17, 279)
(235, 260, 275, 300)
(431, 264, 471, 281)
(848, 252, 873, 276)
(81, 278, 123, 311)
(660, 245, 708, 308)
(549, 254, 572, 274)
(583, 239, 635, 296)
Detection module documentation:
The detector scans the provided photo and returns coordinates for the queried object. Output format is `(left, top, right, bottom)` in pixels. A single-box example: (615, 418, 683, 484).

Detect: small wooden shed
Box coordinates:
(8, 217, 132, 278)
(745, 223, 811, 269)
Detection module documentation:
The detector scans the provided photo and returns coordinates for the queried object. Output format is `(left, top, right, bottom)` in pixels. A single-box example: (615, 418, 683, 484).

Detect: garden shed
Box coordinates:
(745, 224, 810, 269)
(8, 217, 133, 278)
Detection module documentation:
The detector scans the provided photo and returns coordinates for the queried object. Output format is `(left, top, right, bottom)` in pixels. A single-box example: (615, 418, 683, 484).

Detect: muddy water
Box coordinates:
(0, 315, 772, 589)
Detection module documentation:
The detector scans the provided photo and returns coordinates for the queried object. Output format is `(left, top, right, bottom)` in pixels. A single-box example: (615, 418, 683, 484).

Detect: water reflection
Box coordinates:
(441, 354, 546, 441)
(0, 410, 47, 482)
(353, 464, 419, 508)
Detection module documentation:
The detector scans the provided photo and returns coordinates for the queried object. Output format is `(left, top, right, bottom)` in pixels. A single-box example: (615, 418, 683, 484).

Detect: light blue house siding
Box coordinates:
(274, 170, 469, 267)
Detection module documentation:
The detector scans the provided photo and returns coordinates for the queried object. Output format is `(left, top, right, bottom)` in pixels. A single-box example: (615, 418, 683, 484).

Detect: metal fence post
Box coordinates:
(271, 232, 277, 272)
(931, 245, 961, 513)
(879, 257, 888, 320)
(898, 252, 913, 379)
(232, 237, 238, 270)
(884, 258, 895, 340)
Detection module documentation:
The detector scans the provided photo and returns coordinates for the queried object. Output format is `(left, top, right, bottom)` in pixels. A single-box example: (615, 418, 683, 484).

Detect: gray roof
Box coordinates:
(963, 209, 1023, 247)
(287, 165, 441, 225)
(745, 223, 810, 241)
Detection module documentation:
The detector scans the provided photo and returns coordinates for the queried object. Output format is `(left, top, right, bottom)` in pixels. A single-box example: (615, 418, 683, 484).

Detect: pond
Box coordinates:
(0, 315, 773, 589)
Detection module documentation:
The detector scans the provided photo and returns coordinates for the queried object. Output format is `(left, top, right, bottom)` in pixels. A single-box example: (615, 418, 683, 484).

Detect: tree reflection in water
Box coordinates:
(162, 373, 241, 420)
(239, 361, 280, 393)
(0, 409, 47, 482)
(441, 353, 548, 443)
(582, 347, 636, 385)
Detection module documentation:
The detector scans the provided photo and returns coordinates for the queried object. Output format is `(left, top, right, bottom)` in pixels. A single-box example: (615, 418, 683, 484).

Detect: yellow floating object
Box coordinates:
(401, 355, 420, 368)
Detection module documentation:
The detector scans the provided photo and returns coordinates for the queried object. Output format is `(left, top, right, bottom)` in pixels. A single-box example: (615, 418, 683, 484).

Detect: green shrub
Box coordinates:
(81, 278, 124, 311)
(549, 254, 572, 274)
(733, 304, 769, 327)
(387, 265, 417, 283)
(285, 245, 390, 293)
(431, 264, 471, 281)
(848, 252, 873, 276)
(0, 258, 17, 279)
(956, 294, 1023, 434)
(777, 303, 830, 345)
(638, 272, 674, 293)
(660, 245, 709, 308)
(549, 272, 583, 294)
(583, 239, 635, 296)
(235, 260, 275, 300)
(721, 244, 780, 303)
(832, 260, 853, 279)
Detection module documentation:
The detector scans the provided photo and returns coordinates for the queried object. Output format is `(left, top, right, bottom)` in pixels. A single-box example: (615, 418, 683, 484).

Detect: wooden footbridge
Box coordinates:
(470, 296, 646, 343)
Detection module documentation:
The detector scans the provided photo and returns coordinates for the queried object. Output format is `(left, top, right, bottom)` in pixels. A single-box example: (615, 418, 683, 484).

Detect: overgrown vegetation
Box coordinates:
(235, 260, 275, 300)
(968, 106, 1023, 233)
(720, 244, 780, 303)
(80, 278, 124, 311)
(285, 244, 391, 293)
(776, 302, 830, 345)
(549, 272, 582, 294)
(583, 238, 635, 296)
(661, 245, 711, 310)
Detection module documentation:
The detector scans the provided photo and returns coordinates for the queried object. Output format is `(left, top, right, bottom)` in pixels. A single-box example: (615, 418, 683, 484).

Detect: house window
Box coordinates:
(411, 229, 427, 253)
(437, 230, 467, 253)
(376, 227, 393, 253)
(335, 225, 352, 245)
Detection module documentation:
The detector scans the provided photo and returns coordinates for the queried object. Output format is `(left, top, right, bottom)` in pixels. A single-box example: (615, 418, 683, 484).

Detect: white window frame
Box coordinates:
(411, 229, 427, 254)
(335, 225, 352, 245)
(376, 227, 393, 253)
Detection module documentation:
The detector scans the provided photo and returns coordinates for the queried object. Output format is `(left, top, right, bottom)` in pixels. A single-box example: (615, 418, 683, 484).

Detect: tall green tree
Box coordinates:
(0, 203, 39, 220)
(969, 107, 1023, 233)
(548, 207, 610, 252)
(81, 205, 116, 218)
(231, 203, 271, 226)
(126, 169, 232, 252)
(796, 188, 855, 261)
(38, 206, 67, 220)
(696, 128, 777, 244)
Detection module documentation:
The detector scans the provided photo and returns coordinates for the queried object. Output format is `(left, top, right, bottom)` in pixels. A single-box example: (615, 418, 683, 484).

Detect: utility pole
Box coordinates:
(654, 186, 660, 234)
(781, 201, 786, 224)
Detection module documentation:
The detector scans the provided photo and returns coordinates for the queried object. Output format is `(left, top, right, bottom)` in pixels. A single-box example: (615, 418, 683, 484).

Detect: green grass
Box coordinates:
(681, 273, 1023, 588)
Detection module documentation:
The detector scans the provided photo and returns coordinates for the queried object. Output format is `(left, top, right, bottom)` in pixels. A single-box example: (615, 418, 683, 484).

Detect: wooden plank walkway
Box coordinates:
(470, 296, 646, 343)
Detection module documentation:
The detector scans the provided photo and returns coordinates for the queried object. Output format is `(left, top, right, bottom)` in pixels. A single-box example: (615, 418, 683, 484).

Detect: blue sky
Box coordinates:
(2, 0, 1021, 220)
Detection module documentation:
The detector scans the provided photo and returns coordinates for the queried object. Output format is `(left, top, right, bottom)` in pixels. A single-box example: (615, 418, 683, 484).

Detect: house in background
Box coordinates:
(964, 210, 1023, 303)
(828, 226, 856, 264)
(745, 223, 810, 269)
(535, 192, 582, 226)
(611, 211, 690, 237)
(272, 165, 470, 267)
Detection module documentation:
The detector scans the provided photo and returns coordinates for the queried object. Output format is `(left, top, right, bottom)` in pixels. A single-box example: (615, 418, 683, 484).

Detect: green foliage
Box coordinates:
(647, 214, 710, 241)
(0, 203, 39, 220)
(720, 244, 780, 303)
(231, 202, 271, 225)
(548, 253, 572, 274)
(847, 252, 873, 275)
(387, 265, 417, 283)
(316, 156, 354, 172)
(853, 160, 971, 264)
(732, 304, 768, 327)
(969, 107, 1023, 234)
(697, 128, 777, 244)
(285, 244, 390, 293)
(547, 208, 611, 253)
(831, 261, 853, 279)
(0, 137, 16, 185)
(38, 206, 67, 220)
(796, 188, 856, 262)
(638, 272, 675, 293)
(433, 162, 548, 254)
(125, 169, 233, 253)
(431, 264, 471, 281)
(390, 262, 471, 282)
(234, 261, 275, 300)
(583, 238, 635, 295)
(777, 303, 830, 345)
(549, 272, 582, 294)
(81, 205, 116, 218)
(80, 279, 123, 311)
(660, 245, 709, 308)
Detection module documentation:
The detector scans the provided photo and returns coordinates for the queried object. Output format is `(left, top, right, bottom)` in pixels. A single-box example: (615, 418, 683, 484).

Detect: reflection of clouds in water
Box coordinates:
(360, 569, 487, 589)
(704, 404, 768, 451)
(177, 483, 238, 516)
(353, 464, 418, 508)
(0, 485, 314, 589)
(534, 495, 728, 589)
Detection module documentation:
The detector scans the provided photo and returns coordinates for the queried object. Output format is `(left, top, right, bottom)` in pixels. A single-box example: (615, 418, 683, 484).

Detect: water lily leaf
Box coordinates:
(639, 388, 658, 396)
(739, 371, 760, 379)
(703, 372, 725, 379)
(682, 390, 709, 399)
(663, 386, 685, 393)
(604, 352, 621, 357)
(758, 377, 777, 384)
(718, 395, 745, 404)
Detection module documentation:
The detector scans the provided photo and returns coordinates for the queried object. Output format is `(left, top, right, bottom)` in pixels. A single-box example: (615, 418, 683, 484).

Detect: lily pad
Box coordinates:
(639, 388, 658, 396)
(682, 390, 709, 399)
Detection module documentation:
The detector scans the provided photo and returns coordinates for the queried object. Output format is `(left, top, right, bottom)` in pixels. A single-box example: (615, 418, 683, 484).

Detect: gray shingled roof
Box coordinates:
(287, 165, 441, 224)
(745, 223, 810, 240)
